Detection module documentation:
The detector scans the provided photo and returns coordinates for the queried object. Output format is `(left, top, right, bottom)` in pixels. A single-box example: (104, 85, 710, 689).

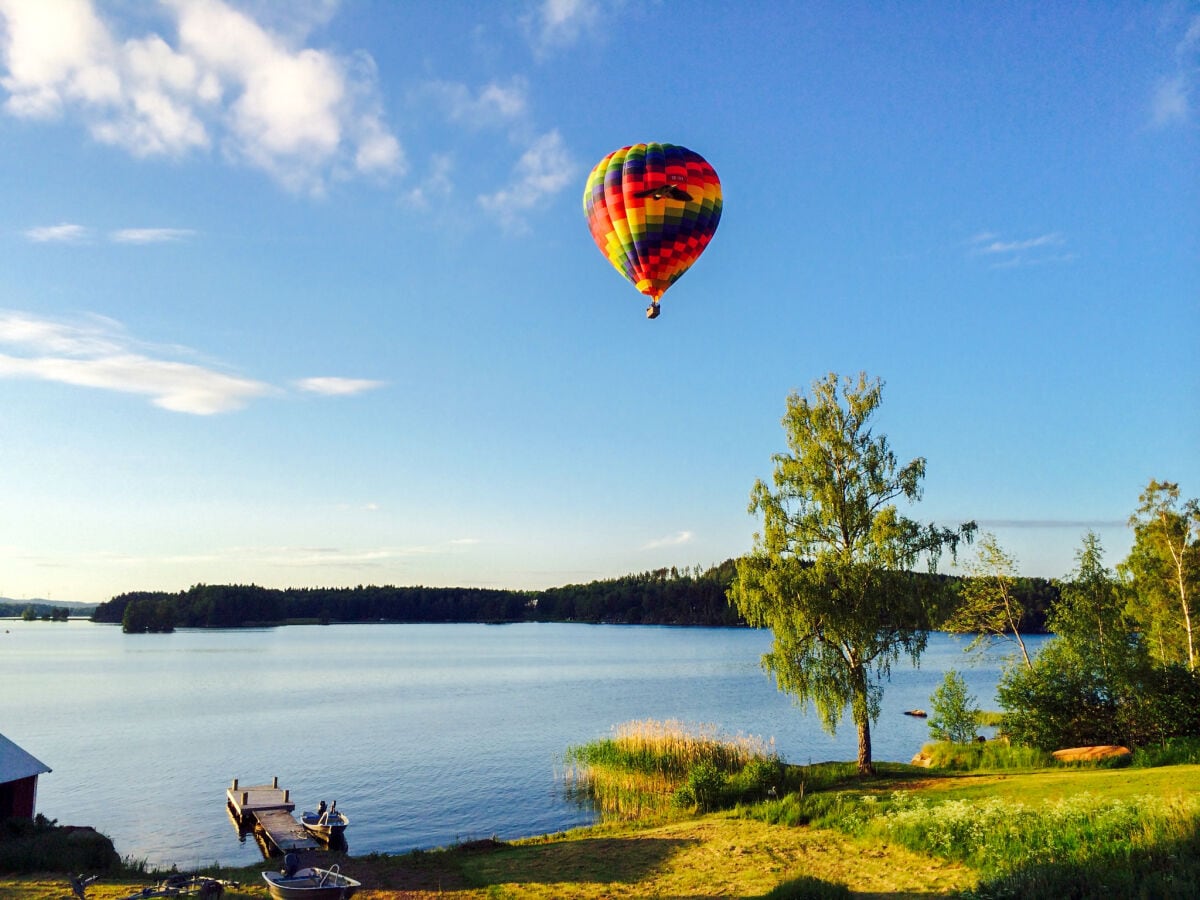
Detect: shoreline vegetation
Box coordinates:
(4, 721, 1200, 898)
(85, 564, 1061, 634)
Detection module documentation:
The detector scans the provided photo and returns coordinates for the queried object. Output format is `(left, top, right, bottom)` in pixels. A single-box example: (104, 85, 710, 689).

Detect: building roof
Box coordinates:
(0, 732, 51, 782)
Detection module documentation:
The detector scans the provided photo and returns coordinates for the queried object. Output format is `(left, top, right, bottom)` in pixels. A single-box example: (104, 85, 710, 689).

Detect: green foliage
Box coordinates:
(997, 642, 1117, 749)
(1050, 531, 1137, 683)
(1131, 736, 1200, 767)
(673, 759, 725, 811)
(916, 741, 1053, 772)
(1121, 479, 1199, 671)
(0, 816, 120, 874)
(944, 533, 1033, 667)
(868, 790, 1200, 879)
(927, 669, 980, 743)
(756, 875, 853, 899)
(121, 596, 175, 633)
(566, 720, 781, 819)
(93, 563, 744, 628)
(729, 372, 974, 776)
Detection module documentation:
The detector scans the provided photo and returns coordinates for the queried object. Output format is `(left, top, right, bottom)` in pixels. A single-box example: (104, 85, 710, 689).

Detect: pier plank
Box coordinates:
(255, 809, 320, 852)
(226, 777, 319, 854)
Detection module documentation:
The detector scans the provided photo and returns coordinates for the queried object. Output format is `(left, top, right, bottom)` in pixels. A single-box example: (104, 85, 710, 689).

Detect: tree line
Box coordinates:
(2, 604, 73, 621)
(92, 562, 1058, 635)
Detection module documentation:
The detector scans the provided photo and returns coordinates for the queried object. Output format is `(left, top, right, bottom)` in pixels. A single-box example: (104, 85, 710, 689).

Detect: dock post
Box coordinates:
(272, 776, 279, 789)
(232, 778, 239, 790)
(284, 789, 290, 803)
(242, 791, 248, 807)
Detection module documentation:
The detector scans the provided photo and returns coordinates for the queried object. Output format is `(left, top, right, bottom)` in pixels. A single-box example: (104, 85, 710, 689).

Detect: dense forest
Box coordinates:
(91, 561, 1058, 633)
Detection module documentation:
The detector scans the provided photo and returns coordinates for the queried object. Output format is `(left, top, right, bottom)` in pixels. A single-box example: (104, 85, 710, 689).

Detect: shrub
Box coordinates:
(928, 669, 980, 743)
(757, 874, 853, 899)
(0, 816, 120, 874)
(916, 741, 1053, 772)
(674, 759, 725, 811)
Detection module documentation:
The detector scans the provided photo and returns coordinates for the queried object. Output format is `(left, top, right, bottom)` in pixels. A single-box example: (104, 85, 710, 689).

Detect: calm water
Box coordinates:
(0, 621, 1044, 867)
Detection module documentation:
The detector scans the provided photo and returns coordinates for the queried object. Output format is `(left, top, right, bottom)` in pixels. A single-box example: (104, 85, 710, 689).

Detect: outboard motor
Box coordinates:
(282, 853, 300, 877)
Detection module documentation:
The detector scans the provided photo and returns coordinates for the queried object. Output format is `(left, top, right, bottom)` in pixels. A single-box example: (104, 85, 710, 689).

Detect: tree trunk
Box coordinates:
(855, 712, 875, 776)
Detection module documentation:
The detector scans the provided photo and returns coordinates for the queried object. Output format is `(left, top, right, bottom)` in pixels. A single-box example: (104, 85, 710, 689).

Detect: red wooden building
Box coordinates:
(0, 732, 51, 819)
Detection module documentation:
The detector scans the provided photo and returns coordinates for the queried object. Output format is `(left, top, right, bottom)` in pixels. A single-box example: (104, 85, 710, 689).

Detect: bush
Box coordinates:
(928, 670, 980, 743)
(674, 759, 725, 812)
(0, 816, 120, 874)
(757, 874, 853, 899)
(1131, 736, 1200, 767)
(917, 741, 1054, 772)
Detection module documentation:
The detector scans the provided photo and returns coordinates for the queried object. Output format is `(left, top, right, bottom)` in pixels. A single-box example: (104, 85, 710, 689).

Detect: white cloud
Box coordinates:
(478, 129, 576, 232)
(0, 310, 273, 413)
(110, 227, 195, 243)
(294, 376, 385, 396)
(25, 222, 90, 242)
(523, 0, 602, 55)
(642, 531, 694, 550)
(0, 0, 404, 192)
(0, 310, 379, 414)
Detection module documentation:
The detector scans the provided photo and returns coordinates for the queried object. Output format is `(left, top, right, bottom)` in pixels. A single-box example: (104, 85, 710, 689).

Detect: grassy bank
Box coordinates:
(3, 750, 1199, 898)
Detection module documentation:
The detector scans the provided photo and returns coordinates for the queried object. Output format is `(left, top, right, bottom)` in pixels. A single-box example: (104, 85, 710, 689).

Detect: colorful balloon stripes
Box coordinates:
(583, 143, 722, 316)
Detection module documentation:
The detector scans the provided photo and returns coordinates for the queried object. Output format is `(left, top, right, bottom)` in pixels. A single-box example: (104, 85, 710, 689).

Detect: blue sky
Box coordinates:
(0, 0, 1196, 605)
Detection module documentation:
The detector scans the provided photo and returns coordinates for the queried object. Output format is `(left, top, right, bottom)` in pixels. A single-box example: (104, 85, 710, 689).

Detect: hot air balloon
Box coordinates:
(582, 143, 722, 319)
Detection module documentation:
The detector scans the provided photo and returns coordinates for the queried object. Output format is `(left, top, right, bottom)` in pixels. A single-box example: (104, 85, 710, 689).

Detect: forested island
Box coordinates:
(90, 561, 1059, 633)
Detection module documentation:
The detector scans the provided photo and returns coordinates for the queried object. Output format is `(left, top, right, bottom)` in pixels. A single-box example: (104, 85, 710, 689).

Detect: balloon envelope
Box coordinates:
(582, 143, 722, 311)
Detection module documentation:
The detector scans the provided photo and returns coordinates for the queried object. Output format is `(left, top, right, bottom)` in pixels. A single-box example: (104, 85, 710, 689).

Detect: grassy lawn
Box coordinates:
(3, 763, 1198, 899)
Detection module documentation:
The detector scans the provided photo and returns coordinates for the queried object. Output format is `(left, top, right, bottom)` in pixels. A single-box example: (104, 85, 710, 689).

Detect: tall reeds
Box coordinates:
(565, 719, 780, 819)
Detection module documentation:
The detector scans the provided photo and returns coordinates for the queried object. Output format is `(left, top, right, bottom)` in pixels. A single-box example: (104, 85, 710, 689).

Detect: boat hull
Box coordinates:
(300, 811, 349, 841)
(262, 867, 360, 900)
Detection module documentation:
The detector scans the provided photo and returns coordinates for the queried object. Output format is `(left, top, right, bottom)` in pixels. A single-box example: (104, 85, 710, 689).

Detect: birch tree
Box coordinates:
(729, 372, 974, 776)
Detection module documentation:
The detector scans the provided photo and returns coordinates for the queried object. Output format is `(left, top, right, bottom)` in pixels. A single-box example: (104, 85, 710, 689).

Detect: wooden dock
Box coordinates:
(226, 777, 319, 853)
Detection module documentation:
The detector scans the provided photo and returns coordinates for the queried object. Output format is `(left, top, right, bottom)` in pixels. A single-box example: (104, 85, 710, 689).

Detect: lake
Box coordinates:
(0, 621, 1043, 867)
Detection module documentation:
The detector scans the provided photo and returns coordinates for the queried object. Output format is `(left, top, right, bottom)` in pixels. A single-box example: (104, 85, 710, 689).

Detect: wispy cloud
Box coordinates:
(0, 0, 403, 193)
(25, 223, 196, 244)
(294, 376, 385, 397)
(1150, 11, 1200, 127)
(416, 77, 529, 129)
(972, 232, 1064, 255)
(478, 129, 577, 233)
(25, 222, 90, 243)
(972, 519, 1126, 530)
(110, 227, 195, 244)
(1152, 74, 1189, 126)
(642, 530, 694, 550)
(522, 0, 604, 56)
(967, 231, 1075, 268)
(0, 310, 377, 414)
(0, 310, 273, 413)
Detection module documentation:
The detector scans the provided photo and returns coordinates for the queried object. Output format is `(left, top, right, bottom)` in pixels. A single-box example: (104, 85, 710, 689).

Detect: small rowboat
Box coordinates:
(300, 802, 349, 840)
(261, 865, 360, 900)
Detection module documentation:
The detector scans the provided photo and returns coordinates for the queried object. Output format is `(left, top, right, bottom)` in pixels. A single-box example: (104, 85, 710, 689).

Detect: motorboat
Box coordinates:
(300, 801, 349, 841)
(261, 864, 360, 900)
